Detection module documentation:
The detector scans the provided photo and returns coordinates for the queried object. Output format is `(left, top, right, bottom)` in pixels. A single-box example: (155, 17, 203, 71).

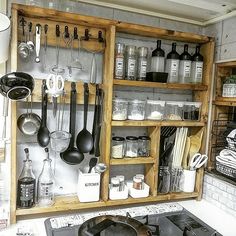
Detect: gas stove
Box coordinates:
(44, 203, 222, 236)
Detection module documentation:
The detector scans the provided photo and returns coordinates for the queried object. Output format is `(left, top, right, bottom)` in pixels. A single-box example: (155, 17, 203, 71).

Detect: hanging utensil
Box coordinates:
(51, 25, 65, 75)
(27, 22, 34, 54)
(90, 52, 97, 84)
(60, 82, 84, 165)
(76, 83, 93, 153)
(37, 80, 50, 147)
(35, 24, 41, 63)
(43, 24, 48, 71)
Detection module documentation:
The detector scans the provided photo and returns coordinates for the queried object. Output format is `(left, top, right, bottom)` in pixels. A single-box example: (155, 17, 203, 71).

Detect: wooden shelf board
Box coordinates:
(214, 97, 236, 106)
(110, 157, 155, 165)
(16, 192, 199, 216)
(29, 79, 97, 104)
(113, 79, 208, 91)
(111, 120, 205, 127)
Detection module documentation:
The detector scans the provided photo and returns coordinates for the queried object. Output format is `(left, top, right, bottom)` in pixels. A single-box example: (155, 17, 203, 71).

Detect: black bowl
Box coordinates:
(0, 72, 34, 100)
(146, 72, 168, 83)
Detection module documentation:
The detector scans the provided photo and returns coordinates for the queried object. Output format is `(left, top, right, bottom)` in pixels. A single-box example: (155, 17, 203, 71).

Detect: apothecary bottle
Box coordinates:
(137, 47, 148, 81)
(114, 43, 125, 80)
(37, 148, 55, 207)
(179, 44, 192, 83)
(191, 45, 204, 83)
(165, 43, 180, 83)
(151, 40, 165, 72)
(125, 45, 136, 80)
(17, 148, 36, 208)
(111, 136, 125, 159)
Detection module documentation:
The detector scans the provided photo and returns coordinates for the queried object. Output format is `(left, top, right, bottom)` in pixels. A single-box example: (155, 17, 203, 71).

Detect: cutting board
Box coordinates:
(182, 137, 190, 169)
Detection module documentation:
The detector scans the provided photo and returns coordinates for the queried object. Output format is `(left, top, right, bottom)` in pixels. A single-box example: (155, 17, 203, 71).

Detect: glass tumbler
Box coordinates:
(125, 136, 138, 158)
(112, 98, 128, 120)
(128, 100, 146, 120)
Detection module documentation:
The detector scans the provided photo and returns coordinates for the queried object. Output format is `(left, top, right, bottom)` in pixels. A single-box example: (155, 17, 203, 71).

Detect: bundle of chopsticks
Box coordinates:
(172, 127, 188, 168)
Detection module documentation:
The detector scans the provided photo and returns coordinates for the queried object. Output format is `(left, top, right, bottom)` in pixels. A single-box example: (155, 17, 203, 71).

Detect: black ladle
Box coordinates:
(88, 157, 98, 173)
(60, 82, 84, 165)
(37, 80, 50, 147)
(76, 83, 93, 153)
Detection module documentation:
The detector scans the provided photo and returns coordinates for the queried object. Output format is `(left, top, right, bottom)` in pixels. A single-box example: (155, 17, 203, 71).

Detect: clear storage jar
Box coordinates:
(165, 101, 183, 120)
(138, 136, 150, 157)
(183, 102, 201, 121)
(125, 136, 138, 158)
(112, 98, 128, 120)
(146, 100, 165, 120)
(128, 100, 146, 120)
(111, 136, 125, 159)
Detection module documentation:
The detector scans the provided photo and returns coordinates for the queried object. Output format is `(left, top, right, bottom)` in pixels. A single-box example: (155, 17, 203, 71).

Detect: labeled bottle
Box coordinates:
(137, 47, 148, 81)
(179, 44, 192, 83)
(114, 43, 125, 80)
(165, 43, 180, 83)
(37, 148, 55, 207)
(151, 40, 165, 72)
(17, 148, 36, 208)
(125, 45, 136, 80)
(191, 45, 204, 83)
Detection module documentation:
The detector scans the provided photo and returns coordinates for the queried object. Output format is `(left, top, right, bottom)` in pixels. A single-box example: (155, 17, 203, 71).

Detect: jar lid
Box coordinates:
(111, 177, 119, 185)
(112, 136, 125, 141)
(138, 136, 150, 140)
(138, 47, 148, 57)
(126, 45, 136, 55)
(147, 100, 165, 106)
(116, 175, 125, 181)
(116, 43, 125, 52)
(113, 98, 128, 103)
(135, 174, 144, 180)
(133, 176, 142, 183)
(126, 136, 138, 140)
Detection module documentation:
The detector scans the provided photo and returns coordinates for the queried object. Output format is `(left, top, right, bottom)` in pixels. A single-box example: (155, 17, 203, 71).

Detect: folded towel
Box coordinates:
(216, 155, 236, 169)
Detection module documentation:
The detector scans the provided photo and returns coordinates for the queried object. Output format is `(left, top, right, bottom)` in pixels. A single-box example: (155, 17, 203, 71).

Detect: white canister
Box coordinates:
(0, 13, 11, 63)
(180, 169, 196, 192)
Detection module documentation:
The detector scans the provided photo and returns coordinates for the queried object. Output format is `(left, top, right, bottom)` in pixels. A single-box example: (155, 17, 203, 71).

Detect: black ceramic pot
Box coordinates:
(0, 72, 34, 100)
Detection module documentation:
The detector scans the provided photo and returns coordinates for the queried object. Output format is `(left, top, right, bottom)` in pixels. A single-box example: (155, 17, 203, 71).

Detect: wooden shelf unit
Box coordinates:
(10, 3, 214, 223)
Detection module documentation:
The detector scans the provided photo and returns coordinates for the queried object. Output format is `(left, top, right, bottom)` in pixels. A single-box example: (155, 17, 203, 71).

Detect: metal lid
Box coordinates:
(126, 45, 136, 56)
(126, 136, 138, 141)
(112, 136, 125, 141)
(116, 43, 125, 54)
(138, 136, 150, 140)
(129, 99, 146, 104)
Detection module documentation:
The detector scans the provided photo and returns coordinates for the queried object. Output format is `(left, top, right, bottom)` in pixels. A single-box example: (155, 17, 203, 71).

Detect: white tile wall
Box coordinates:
(203, 173, 236, 218)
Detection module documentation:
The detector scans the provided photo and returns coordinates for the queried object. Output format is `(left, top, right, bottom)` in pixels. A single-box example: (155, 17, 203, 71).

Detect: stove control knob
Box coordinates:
(183, 226, 191, 236)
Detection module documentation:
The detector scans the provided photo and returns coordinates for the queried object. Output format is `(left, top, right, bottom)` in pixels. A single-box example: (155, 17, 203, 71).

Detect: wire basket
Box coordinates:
(215, 161, 236, 180)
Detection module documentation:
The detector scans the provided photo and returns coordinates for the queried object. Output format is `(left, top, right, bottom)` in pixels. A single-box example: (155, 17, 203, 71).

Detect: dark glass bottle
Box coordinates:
(191, 45, 204, 83)
(179, 44, 192, 83)
(17, 148, 36, 208)
(165, 43, 180, 83)
(151, 40, 165, 72)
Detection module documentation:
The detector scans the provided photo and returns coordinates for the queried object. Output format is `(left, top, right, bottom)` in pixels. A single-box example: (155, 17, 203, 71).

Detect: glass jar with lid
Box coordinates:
(125, 136, 138, 158)
(222, 75, 236, 97)
(111, 136, 125, 159)
(137, 47, 148, 81)
(125, 45, 136, 80)
(138, 136, 150, 157)
(146, 100, 165, 120)
(128, 99, 146, 120)
(183, 102, 201, 121)
(112, 98, 128, 120)
(165, 101, 183, 120)
(114, 43, 125, 80)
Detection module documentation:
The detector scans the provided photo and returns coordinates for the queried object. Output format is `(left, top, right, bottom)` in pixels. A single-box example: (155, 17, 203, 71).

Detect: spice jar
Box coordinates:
(138, 136, 150, 157)
(222, 75, 236, 97)
(165, 101, 183, 120)
(111, 136, 125, 159)
(110, 177, 120, 192)
(133, 175, 144, 190)
(116, 175, 125, 191)
(114, 43, 125, 80)
(128, 99, 146, 120)
(137, 47, 148, 81)
(146, 100, 165, 120)
(125, 136, 138, 158)
(125, 45, 136, 80)
(112, 98, 128, 120)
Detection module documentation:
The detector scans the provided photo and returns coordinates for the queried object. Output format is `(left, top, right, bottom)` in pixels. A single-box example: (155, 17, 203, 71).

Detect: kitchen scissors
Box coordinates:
(46, 74, 64, 96)
(189, 153, 208, 170)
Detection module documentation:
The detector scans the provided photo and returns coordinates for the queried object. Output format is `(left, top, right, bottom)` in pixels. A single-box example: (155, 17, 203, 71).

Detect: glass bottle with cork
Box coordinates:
(151, 40, 165, 72)
(179, 44, 192, 83)
(191, 45, 204, 83)
(17, 148, 36, 208)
